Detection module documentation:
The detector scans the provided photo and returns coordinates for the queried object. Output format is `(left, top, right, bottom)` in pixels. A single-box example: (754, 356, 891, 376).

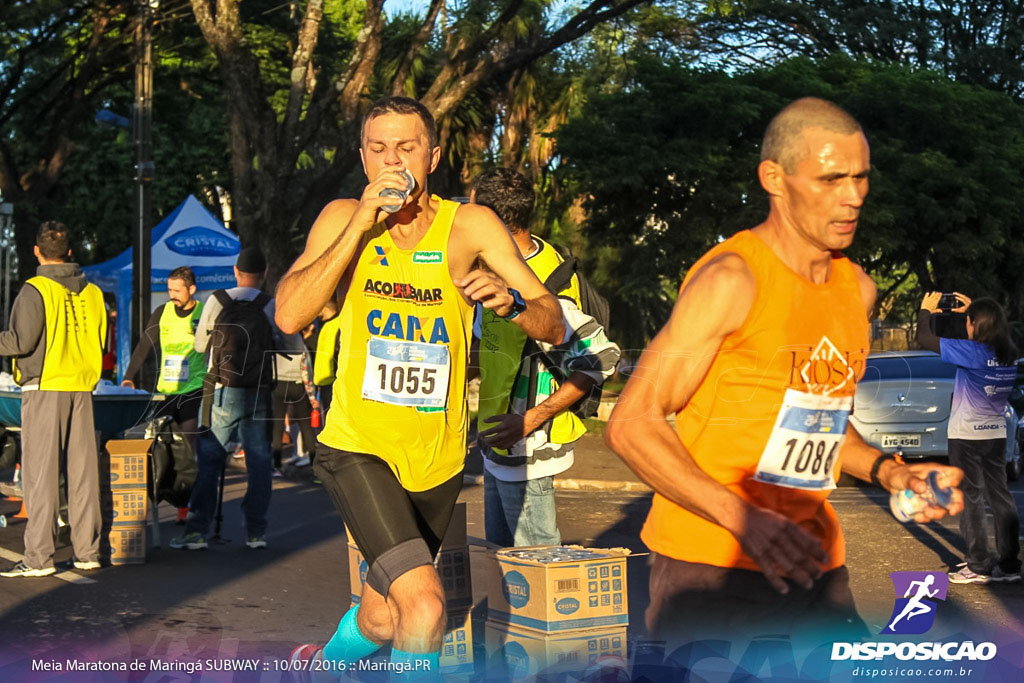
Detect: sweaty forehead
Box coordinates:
(362, 113, 428, 144)
(796, 127, 870, 171)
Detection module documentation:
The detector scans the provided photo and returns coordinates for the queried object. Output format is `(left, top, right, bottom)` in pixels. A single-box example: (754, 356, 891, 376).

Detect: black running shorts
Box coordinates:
(313, 444, 463, 598)
(155, 388, 203, 425)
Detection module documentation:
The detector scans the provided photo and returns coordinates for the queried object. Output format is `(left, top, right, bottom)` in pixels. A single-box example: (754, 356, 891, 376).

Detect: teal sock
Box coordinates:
(322, 604, 381, 665)
(389, 648, 440, 681)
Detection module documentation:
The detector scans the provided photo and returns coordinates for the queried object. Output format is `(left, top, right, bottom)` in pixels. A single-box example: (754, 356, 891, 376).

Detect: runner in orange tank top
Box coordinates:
(606, 97, 967, 644)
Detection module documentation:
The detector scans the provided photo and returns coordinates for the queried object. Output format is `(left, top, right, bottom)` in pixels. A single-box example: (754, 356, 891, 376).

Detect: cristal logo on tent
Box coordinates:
(167, 227, 240, 257)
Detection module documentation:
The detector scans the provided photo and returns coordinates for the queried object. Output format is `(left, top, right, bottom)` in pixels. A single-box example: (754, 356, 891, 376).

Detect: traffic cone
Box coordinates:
(13, 498, 27, 519)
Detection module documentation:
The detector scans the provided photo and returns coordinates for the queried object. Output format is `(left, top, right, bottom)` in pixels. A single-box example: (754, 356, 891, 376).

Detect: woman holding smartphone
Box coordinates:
(916, 292, 1021, 584)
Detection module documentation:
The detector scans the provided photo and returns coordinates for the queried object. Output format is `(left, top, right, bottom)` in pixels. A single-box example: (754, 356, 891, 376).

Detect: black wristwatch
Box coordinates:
(503, 288, 527, 320)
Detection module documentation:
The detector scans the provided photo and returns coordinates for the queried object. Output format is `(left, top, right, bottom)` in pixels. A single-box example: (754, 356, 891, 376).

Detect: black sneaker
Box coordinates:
(990, 567, 1022, 583)
(0, 561, 56, 578)
(57, 557, 102, 571)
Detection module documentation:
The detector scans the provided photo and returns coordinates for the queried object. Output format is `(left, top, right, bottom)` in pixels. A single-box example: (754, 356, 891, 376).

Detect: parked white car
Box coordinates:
(850, 351, 1021, 481)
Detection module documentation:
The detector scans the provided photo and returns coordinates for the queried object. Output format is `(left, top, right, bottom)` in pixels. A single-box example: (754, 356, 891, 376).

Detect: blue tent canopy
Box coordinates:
(83, 195, 240, 379)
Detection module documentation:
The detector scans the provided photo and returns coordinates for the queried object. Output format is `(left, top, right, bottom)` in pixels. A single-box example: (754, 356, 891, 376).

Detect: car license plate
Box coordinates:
(881, 434, 921, 449)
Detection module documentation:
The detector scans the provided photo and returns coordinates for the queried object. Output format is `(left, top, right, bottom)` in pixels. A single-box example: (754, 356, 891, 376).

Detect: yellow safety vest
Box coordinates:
(477, 238, 585, 451)
(318, 198, 474, 491)
(156, 300, 206, 395)
(313, 315, 341, 386)
(20, 276, 106, 391)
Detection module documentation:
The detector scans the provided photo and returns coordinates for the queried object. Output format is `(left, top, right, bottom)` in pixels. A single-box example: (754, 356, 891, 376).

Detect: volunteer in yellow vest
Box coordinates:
(472, 168, 620, 547)
(121, 266, 205, 523)
(0, 222, 106, 577)
(121, 266, 205, 439)
(312, 299, 340, 415)
(607, 98, 966, 642)
(275, 96, 563, 677)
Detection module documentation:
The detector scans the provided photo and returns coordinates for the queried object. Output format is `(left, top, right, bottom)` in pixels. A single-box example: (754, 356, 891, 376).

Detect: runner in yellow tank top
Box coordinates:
(607, 98, 967, 644)
(274, 97, 564, 676)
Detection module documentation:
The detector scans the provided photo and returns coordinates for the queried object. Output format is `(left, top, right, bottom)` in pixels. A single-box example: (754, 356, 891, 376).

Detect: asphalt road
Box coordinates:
(0, 462, 1022, 680)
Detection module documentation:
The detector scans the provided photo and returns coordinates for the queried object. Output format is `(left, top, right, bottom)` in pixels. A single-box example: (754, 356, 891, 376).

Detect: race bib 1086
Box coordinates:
(753, 388, 852, 490)
(362, 336, 450, 408)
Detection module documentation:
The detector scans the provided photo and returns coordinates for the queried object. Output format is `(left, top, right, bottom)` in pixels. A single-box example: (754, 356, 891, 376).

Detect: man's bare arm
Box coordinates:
(275, 200, 363, 334)
(840, 423, 964, 521)
(605, 254, 826, 593)
(480, 373, 595, 449)
(453, 205, 563, 344)
(276, 167, 415, 334)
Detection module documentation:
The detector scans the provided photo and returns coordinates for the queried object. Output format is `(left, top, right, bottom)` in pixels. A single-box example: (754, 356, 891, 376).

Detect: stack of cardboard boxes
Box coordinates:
(347, 502, 474, 675)
(102, 439, 151, 564)
(485, 546, 630, 678)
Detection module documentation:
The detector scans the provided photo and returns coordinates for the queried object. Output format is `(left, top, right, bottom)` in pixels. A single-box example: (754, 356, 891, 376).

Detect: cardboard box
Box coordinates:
(440, 609, 474, 674)
(435, 545, 472, 608)
(348, 543, 472, 609)
(104, 439, 152, 488)
(108, 454, 148, 488)
(344, 502, 466, 549)
(108, 524, 146, 565)
(484, 621, 627, 679)
(487, 546, 629, 633)
(104, 488, 149, 525)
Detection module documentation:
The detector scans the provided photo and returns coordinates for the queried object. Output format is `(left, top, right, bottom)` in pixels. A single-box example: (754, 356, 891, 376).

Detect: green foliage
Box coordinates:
(56, 11, 230, 265)
(698, 1, 1024, 96)
(557, 54, 1024, 347)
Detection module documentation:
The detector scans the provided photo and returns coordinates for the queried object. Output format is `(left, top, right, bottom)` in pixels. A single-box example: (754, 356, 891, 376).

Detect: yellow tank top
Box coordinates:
(641, 230, 870, 572)
(319, 198, 474, 491)
(23, 276, 106, 391)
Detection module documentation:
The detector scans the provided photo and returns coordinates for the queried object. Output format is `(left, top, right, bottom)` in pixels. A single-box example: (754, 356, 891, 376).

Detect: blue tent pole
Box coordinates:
(118, 268, 133, 381)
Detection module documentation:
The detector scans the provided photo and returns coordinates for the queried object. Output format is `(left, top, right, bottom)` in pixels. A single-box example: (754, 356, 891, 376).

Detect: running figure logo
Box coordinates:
(881, 571, 949, 635)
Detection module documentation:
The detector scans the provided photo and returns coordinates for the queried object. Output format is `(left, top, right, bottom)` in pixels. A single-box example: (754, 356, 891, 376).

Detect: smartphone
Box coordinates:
(938, 293, 959, 310)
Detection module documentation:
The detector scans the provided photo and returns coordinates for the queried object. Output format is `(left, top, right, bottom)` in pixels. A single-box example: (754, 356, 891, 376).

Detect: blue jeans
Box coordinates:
(186, 386, 272, 538)
(484, 471, 561, 547)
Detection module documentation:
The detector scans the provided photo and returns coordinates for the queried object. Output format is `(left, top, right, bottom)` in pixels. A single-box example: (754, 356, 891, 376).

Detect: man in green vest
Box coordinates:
(121, 266, 206, 428)
(473, 168, 620, 547)
(0, 222, 107, 577)
(121, 265, 206, 522)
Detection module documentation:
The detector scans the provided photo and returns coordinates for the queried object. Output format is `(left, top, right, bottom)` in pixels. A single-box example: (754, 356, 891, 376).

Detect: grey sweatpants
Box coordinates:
(21, 390, 101, 569)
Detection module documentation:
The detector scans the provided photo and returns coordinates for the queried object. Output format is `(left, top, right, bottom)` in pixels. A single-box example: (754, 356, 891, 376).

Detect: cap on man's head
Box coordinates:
(236, 246, 267, 274)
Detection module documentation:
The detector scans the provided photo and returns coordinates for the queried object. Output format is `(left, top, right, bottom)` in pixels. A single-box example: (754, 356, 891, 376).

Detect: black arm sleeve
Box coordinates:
(915, 309, 941, 353)
(123, 307, 164, 384)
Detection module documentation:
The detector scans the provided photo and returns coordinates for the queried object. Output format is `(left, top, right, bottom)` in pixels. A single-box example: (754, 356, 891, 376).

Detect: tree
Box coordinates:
(186, 0, 652, 279)
(0, 1, 135, 271)
(556, 55, 1024, 346)
(696, 1, 1024, 96)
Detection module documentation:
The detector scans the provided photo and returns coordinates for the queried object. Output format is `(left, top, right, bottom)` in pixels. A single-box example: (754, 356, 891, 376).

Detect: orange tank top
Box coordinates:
(641, 230, 870, 572)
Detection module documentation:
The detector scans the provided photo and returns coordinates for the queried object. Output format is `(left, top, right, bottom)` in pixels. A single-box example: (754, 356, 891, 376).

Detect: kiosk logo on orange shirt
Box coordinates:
(790, 336, 864, 396)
